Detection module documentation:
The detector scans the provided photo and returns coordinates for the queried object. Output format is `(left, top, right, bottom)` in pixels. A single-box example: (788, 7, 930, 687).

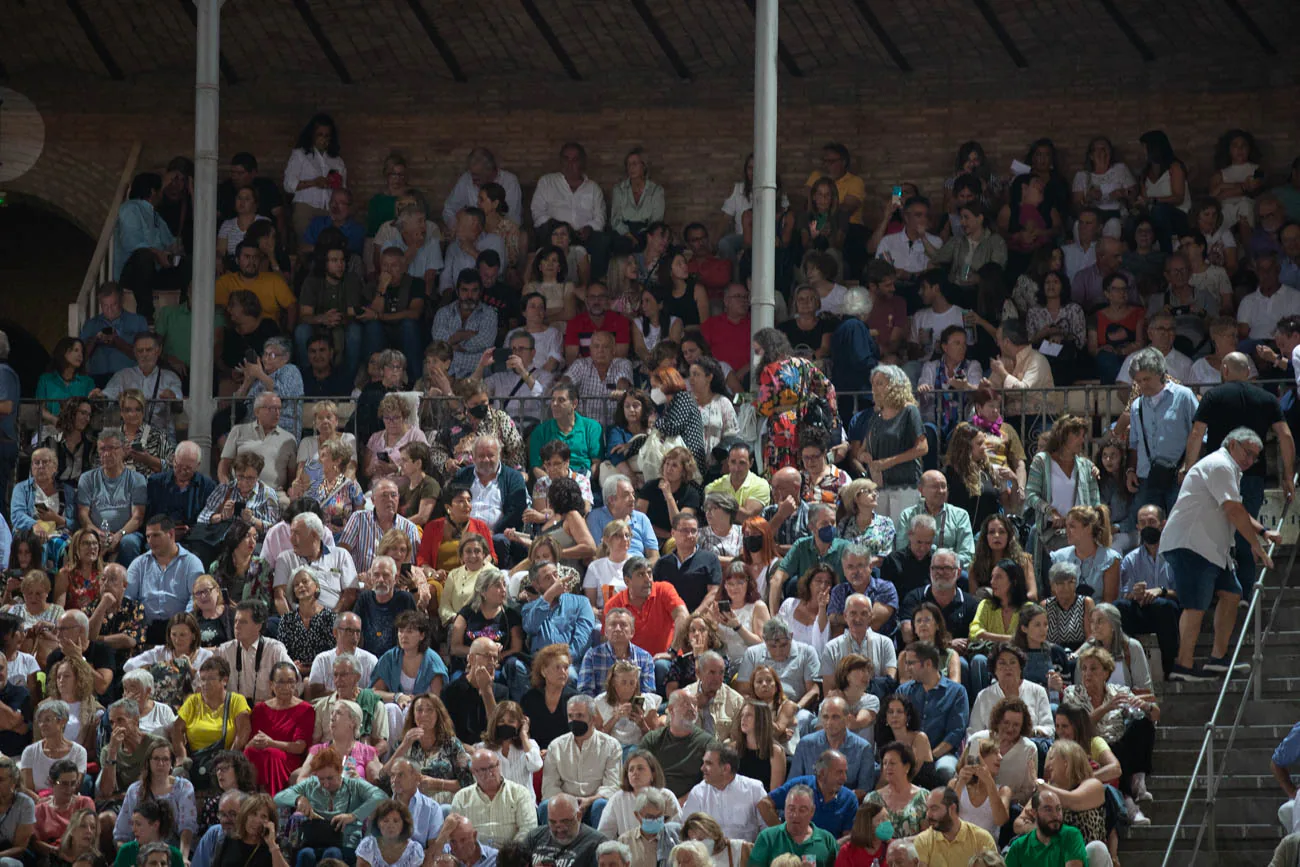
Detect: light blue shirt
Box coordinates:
(1128, 382, 1198, 478)
(113, 199, 176, 280)
(444, 842, 498, 867)
(191, 825, 224, 867)
(1119, 545, 1175, 595)
(789, 729, 877, 791)
(1049, 545, 1121, 597)
(125, 542, 204, 622)
(406, 790, 444, 846)
(385, 234, 444, 279)
(80, 312, 149, 377)
(430, 303, 499, 379)
(586, 507, 659, 558)
(522, 593, 596, 659)
(439, 234, 508, 291)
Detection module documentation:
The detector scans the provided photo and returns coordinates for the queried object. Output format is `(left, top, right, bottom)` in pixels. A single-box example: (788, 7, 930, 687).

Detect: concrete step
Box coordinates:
(1119, 847, 1282, 867)
(1141, 772, 1282, 797)
(1126, 821, 1283, 847)
(1152, 691, 1297, 727)
(1144, 795, 1280, 826)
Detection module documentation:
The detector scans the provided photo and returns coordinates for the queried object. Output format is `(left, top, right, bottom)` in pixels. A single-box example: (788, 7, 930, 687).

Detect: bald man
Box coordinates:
(893, 471, 974, 567)
(1186, 351, 1294, 598)
(761, 466, 809, 554)
(442, 637, 509, 744)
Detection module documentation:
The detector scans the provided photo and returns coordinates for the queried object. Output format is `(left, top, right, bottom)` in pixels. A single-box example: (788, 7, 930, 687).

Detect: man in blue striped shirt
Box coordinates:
(1115, 504, 1181, 679)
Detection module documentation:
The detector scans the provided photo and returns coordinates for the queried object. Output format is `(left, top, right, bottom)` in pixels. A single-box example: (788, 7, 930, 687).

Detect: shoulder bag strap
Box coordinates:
(219, 692, 231, 744)
(1137, 399, 1153, 462)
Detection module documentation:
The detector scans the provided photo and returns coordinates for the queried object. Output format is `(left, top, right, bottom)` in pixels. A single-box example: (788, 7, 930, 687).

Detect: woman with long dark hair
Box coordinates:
(41, 399, 96, 489)
(1136, 129, 1191, 252)
(36, 338, 94, 427)
(657, 247, 711, 327)
(284, 112, 345, 243)
(210, 516, 269, 603)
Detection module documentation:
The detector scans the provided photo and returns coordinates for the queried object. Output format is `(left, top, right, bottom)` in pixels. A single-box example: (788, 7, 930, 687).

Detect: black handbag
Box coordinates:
(1137, 401, 1181, 489)
(189, 692, 231, 792)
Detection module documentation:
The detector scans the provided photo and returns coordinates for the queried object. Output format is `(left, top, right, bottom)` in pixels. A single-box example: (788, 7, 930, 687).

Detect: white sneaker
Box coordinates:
(1126, 796, 1151, 826)
(1133, 773, 1154, 805)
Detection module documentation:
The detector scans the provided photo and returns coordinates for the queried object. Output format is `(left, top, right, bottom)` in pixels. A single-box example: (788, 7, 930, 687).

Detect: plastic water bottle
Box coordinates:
(100, 517, 110, 538)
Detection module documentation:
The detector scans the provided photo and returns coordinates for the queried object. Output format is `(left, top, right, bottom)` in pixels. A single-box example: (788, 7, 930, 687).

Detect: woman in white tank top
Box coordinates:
(1138, 129, 1192, 253)
(951, 743, 1012, 837)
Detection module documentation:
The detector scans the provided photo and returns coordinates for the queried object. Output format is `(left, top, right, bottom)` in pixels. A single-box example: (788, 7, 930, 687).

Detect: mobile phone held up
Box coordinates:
(717, 598, 732, 614)
(892, 185, 903, 198)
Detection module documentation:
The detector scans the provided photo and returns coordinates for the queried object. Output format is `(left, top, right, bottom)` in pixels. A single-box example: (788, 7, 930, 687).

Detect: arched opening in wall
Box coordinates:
(0, 196, 93, 392)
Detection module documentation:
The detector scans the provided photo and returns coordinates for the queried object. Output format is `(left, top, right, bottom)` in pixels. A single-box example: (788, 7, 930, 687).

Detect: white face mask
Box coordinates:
(650, 387, 667, 406)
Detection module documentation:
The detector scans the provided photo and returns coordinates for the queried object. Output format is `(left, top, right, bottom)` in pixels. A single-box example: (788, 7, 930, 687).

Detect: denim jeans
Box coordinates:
(1134, 475, 1179, 518)
(1234, 474, 1267, 599)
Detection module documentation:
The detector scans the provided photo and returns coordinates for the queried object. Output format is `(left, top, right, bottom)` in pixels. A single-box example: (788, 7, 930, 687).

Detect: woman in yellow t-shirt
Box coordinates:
(176, 656, 252, 754)
(1053, 702, 1121, 784)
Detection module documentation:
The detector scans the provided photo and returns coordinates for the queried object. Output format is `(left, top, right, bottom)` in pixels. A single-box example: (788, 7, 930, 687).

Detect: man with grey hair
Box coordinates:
(821, 592, 897, 682)
(339, 477, 420, 573)
(736, 619, 820, 734)
(218, 391, 296, 493)
(94, 331, 185, 435)
(306, 614, 378, 699)
(681, 740, 765, 840)
(237, 334, 305, 439)
(768, 502, 850, 610)
(191, 789, 247, 867)
(387, 204, 444, 289)
(881, 512, 937, 602)
(1185, 350, 1295, 600)
(595, 840, 633, 867)
(894, 470, 975, 567)
(989, 317, 1056, 419)
(586, 474, 659, 564)
(828, 541, 898, 638)
(450, 748, 537, 846)
(790, 694, 877, 795)
(435, 812, 497, 867)
(748, 783, 837, 867)
(77, 427, 148, 565)
(1124, 344, 1199, 515)
(309, 651, 390, 749)
(453, 435, 529, 566)
(539, 694, 622, 828)
(46, 608, 115, 697)
(760, 466, 810, 555)
(273, 511, 359, 613)
(616, 786, 681, 867)
(1117, 311, 1194, 384)
(443, 147, 523, 227)
(97, 696, 163, 800)
(759, 750, 858, 837)
(1162, 425, 1280, 681)
(145, 441, 216, 546)
(442, 635, 508, 744)
(522, 561, 597, 666)
(680, 650, 744, 735)
(576, 606, 655, 698)
(639, 690, 713, 798)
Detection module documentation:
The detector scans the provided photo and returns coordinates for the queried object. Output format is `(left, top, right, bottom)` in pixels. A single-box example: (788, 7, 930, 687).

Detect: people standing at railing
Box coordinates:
(113, 172, 190, 323)
(80, 283, 148, 388)
(1124, 347, 1198, 517)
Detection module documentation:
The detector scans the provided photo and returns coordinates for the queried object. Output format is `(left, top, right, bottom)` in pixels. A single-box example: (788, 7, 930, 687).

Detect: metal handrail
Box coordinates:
(68, 141, 142, 338)
(1159, 472, 1300, 867)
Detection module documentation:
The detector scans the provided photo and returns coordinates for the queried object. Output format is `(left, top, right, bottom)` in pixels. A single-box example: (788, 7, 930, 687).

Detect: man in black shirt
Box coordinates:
(652, 514, 722, 612)
(880, 513, 937, 603)
(217, 152, 284, 224)
(478, 250, 520, 341)
(1186, 351, 1295, 597)
(442, 638, 508, 745)
(301, 334, 351, 397)
(46, 608, 118, 702)
(0, 635, 29, 758)
(525, 793, 606, 867)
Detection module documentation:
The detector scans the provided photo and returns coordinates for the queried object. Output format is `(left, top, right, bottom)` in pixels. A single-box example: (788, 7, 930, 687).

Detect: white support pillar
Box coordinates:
(750, 0, 779, 339)
(189, 0, 222, 466)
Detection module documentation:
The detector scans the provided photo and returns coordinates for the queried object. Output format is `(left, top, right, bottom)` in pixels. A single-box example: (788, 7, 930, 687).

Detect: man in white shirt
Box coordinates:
(439, 208, 507, 294)
(273, 512, 359, 612)
(680, 742, 766, 841)
(531, 142, 610, 279)
(218, 393, 296, 492)
(450, 748, 539, 846)
(875, 196, 941, 279)
(539, 694, 622, 827)
(218, 599, 291, 703)
(94, 332, 184, 435)
(442, 148, 523, 227)
(1117, 312, 1195, 384)
(909, 270, 966, 367)
(306, 613, 379, 699)
(1160, 427, 1278, 681)
(1062, 207, 1101, 281)
(1237, 252, 1300, 342)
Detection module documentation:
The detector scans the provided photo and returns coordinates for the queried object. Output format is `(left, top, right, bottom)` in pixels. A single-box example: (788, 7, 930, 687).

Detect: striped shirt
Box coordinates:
(337, 511, 420, 573)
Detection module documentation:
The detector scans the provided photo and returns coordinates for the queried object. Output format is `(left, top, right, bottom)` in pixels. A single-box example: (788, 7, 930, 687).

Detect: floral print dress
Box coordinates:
(406, 736, 474, 804)
(278, 607, 337, 669)
(864, 786, 928, 837)
(62, 569, 102, 611)
(755, 357, 837, 471)
(836, 513, 896, 559)
(306, 475, 365, 540)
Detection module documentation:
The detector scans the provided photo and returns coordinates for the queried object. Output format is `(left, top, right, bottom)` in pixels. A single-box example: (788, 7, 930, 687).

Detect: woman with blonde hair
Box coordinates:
(835, 478, 895, 559)
(584, 519, 634, 612)
(45, 658, 103, 755)
(520, 644, 577, 749)
(681, 812, 748, 867)
(1049, 504, 1120, 601)
(594, 660, 662, 749)
(1014, 738, 1112, 864)
(476, 701, 541, 796)
(634, 445, 704, 544)
(49, 807, 99, 867)
(116, 389, 174, 475)
(300, 438, 364, 539)
(857, 364, 926, 521)
(293, 399, 357, 492)
(9, 570, 64, 660)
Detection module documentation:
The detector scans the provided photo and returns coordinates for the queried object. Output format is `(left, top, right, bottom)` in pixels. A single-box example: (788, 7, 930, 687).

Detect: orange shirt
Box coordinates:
(604, 581, 685, 655)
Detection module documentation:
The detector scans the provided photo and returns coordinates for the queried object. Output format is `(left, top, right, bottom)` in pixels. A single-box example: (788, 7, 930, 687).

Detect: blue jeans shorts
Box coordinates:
(1162, 547, 1240, 611)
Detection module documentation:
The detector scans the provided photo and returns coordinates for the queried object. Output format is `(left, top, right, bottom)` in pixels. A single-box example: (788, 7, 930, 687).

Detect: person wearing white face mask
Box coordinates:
(615, 788, 682, 867)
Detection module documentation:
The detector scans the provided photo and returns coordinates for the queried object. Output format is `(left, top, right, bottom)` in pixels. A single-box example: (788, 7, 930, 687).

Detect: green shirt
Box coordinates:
(748, 824, 838, 867)
(637, 725, 713, 797)
(155, 303, 225, 368)
(101, 734, 164, 795)
(528, 414, 604, 473)
(366, 193, 399, 236)
(1004, 826, 1088, 867)
(778, 537, 850, 589)
(272, 775, 387, 850)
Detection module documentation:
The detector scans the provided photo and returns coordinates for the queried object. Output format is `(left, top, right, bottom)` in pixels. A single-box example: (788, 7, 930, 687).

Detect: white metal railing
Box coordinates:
(68, 141, 142, 337)
(1159, 473, 1299, 866)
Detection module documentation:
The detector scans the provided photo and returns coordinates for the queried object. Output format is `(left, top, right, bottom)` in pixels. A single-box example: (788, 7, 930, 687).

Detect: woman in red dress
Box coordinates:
(242, 661, 315, 792)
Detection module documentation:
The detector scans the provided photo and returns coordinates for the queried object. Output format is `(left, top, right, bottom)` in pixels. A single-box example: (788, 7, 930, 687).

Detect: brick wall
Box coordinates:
(8, 61, 1300, 239)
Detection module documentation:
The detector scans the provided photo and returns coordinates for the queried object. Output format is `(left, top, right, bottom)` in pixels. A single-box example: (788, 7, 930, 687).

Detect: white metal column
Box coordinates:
(750, 0, 779, 338)
(189, 0, 222, 465)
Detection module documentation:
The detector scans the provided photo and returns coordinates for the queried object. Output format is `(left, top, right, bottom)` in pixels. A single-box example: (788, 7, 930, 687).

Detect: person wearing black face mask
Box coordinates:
(539, 694, 622, 829)
(431, 378, 527, 481)
(1114, 504, 1181, 679)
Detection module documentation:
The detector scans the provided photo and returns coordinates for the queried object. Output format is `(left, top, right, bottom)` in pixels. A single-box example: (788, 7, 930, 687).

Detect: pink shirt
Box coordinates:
(308, 740, 380, 782)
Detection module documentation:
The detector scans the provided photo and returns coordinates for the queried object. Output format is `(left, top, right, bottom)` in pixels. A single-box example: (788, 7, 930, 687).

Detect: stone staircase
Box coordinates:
(1120, 569, 1299, 867)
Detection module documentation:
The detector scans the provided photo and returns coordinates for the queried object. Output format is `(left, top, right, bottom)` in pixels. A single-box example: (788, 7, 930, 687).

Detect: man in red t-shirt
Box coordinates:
(603, 555, 689, 689)
(701, 283, 752, 385)
(862, 259, 906, 362)
(564, 281, 630, 363)
(685, 223, 733, 297)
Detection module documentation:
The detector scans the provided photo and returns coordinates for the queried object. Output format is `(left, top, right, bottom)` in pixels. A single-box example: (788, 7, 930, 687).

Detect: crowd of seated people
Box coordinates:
(4, 123, 1300, 867)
